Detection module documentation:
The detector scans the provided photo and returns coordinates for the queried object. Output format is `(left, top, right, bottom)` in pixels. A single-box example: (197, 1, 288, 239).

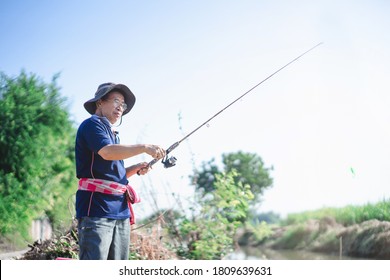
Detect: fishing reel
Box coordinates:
(162, 154, 177, 168)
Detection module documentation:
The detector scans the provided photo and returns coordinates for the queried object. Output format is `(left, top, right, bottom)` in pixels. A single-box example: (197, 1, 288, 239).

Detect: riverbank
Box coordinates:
(239, 218, 390, 259)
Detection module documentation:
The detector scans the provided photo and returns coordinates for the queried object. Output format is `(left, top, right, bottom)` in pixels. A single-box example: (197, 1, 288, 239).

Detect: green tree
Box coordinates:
(0, 71, 76, 239)
(192, 151, 273, 204)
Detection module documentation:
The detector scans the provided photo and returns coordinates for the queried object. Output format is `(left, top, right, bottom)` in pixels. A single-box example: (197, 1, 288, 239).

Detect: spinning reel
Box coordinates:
(162, 154, 177, 168)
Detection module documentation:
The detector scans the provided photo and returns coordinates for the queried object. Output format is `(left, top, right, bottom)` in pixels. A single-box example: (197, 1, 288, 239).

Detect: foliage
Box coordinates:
(245, 221, 274, 243)
(0, 71, 77, 239)
(191, 151, 273, 205)
(283, 199, 390, 227)
(20, 230, 78, 260)
(175, 170, 254, 259)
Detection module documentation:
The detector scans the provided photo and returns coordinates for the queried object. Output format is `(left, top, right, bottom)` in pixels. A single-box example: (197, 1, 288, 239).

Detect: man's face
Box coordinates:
(99, 91, 126, 124)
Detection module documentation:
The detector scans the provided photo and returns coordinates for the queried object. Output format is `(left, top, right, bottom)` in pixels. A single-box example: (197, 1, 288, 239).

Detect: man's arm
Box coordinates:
(98, 144, 165, 161)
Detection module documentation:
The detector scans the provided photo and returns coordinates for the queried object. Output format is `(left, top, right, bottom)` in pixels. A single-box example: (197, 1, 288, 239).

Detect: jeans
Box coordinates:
(78, 216, 130, 260)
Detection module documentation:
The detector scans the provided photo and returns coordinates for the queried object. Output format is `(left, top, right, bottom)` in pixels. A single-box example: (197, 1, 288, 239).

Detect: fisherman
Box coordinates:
(75, 83, 165, 260)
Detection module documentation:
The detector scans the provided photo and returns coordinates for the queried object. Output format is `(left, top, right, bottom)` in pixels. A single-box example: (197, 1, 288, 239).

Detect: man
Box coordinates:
(75, 82, 165, 260)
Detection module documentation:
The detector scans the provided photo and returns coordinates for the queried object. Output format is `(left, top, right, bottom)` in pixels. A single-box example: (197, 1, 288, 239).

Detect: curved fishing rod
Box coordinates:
(147, 42, 323, 170)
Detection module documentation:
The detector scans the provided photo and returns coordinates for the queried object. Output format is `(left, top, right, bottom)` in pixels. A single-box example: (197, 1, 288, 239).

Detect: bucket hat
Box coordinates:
(84, 83, 136, 115)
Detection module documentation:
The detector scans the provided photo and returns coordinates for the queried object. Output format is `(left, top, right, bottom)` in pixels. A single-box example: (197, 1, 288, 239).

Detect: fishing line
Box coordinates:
(146, 42, 323, 170)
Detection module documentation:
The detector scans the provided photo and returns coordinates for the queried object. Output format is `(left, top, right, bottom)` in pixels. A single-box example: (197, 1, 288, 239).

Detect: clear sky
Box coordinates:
(1, 0, 390, 218)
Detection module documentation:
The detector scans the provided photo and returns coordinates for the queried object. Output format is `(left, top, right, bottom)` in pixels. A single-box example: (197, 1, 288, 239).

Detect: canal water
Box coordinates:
(226, 246, 367, 260)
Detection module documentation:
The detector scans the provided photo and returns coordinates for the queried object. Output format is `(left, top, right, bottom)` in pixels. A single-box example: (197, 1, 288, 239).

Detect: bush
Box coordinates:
(175, 170, 254, 259)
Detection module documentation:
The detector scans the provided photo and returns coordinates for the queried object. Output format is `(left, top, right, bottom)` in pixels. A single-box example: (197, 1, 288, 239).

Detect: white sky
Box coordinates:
(1, 0, 390, 218)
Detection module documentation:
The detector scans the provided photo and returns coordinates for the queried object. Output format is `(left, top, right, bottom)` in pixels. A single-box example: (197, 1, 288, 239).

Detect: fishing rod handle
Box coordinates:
(148, 158, 160, 167)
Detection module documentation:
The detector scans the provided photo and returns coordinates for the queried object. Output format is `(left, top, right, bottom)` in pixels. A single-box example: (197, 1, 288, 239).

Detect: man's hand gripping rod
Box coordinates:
(142, 43, 323, 172)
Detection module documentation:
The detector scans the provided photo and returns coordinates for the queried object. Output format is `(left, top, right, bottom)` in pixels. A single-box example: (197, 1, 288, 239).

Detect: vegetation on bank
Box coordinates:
(246, 199, 390, 259)
(282, 199, 390, 226)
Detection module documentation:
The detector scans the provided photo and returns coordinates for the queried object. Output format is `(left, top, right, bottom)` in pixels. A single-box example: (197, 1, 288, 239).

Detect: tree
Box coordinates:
(0, 71, 76, 239)
(191, 151, 273, 205)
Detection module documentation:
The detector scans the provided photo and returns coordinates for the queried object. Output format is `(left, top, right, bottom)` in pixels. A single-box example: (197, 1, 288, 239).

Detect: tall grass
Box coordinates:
(283, 199, 390, 226)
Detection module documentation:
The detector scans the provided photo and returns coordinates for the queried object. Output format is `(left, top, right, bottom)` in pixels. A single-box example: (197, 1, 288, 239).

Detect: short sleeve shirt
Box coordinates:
(75, 115, 130, 219)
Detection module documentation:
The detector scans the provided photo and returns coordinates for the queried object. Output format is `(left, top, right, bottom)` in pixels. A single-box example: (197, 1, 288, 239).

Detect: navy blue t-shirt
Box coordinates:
(75, 115, 130, 219)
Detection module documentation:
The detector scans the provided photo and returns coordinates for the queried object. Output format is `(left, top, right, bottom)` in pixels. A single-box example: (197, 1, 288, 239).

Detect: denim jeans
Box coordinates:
(78, 216, 130, 260)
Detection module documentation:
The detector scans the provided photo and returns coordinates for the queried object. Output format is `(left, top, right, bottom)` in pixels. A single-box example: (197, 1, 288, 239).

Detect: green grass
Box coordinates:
(283, 198, 390, 226)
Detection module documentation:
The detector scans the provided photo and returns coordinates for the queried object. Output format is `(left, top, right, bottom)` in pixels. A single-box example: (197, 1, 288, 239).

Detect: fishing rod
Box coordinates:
(147, 42, 323, 170)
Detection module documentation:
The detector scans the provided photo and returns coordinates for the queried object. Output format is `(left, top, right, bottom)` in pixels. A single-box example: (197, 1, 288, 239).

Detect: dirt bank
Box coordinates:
(0, 249, 29, 260)
(241, 218, 390, 259)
